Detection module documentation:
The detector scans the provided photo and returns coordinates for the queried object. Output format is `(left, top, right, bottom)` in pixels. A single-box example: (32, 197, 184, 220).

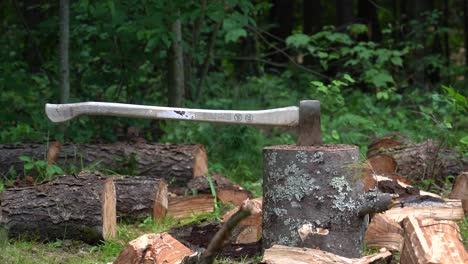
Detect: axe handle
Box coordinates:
(45, 102, 299, 127)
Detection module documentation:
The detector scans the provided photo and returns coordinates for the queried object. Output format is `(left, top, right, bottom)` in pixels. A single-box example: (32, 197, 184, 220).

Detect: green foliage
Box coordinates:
(19, 156, 64, 182)
(207, 174, 220, 215)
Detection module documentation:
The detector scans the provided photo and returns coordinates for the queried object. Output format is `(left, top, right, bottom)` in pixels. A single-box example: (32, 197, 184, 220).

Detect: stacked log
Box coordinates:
(187, 173, 253, 206)
(114, 176, 168, 220)
(366, 133, 466, 182)
(0, 142, 208, 186)
(167, 195, 214, 219)
(0, 171, 116, 243)
(450, 172, 468, 213)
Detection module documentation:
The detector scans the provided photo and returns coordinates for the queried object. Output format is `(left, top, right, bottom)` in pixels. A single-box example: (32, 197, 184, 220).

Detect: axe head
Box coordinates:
(297, 100, 322, 146)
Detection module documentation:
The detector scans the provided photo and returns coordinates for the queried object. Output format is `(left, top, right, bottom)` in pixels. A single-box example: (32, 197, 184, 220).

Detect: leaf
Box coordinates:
(331, 130, 340, 140)
(19, 156, 31, 162)
(225, 28, 247, 43)
(343, 74, 355, 83)
(370, 72, 394, 88)
(391, 57, 403, 66)
(460, 135, 468, 145)
(24, 163, 34, 170)
(286, 34, 310, 48)
(348, 24, 368, 35)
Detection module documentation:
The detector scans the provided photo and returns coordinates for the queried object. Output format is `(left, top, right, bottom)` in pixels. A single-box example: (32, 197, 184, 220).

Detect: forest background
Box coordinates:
(1, 0, 467, 187)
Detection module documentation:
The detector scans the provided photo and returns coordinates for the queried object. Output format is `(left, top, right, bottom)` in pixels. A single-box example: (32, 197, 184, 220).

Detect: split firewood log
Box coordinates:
(400, 216, 468, 264)
(180, 199, 262, 264)
(364, 214, 404, 251)
(113, 232, 194, 264)
(167, 195, 214, 219)
(384, 199, 464, 223)
(366, 174, 443, 199)
(450, 171, 468, 213)
(114, 176, 168, 220)
(367, 133, 466, 182)
(221, 197, 262, 244)
(261, 245, 392, 264)
(0, 142, 208, 186)
(0, 171, 116, 243)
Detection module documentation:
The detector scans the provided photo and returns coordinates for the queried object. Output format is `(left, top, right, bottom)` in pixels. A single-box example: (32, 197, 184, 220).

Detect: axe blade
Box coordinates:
(297, 100, 322, 146)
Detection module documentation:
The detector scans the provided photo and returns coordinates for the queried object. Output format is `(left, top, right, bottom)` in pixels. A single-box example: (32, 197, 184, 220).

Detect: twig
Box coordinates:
(200, 199, 261, 264)
(195, 21, 222, 101)
(249, 26, 331, 80)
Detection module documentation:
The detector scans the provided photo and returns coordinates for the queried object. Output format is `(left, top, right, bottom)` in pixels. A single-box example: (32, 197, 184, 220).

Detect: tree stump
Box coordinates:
(262, 144, 392, 257)
(0, 171, 116, 243)
(114, 176, 168, 220)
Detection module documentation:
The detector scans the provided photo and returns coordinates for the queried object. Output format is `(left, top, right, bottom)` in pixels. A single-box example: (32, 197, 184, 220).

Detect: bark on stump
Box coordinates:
(0, 171, 116, 243)
(0, 142, 208, 186)
(114, 176, 168, 220)
(262, 144, 392, 258)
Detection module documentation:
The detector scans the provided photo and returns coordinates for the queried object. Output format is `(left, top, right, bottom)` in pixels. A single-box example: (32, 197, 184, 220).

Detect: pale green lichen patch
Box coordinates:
(311, 151, 324, 163)
(267, 151, 278, 166)
(330, 176, 358, 212)
(273, 208, 288, 217)
(296, 151, 308, 163)
(267, 161, 319, 203)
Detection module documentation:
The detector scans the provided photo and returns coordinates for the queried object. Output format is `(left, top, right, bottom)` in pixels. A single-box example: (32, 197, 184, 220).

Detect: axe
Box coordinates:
(45, 100, 322, 146)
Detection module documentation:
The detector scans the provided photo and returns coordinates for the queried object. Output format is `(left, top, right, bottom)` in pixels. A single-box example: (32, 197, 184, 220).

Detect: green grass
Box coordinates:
(0, 217, 182, 264)
(459, 217, 468, 249)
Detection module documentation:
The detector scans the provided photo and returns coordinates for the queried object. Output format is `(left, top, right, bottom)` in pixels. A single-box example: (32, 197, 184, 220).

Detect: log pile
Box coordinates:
(366, 133, 466, 182)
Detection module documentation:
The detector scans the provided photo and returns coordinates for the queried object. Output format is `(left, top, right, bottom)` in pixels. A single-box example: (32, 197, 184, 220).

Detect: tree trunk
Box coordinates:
(268, 0, 295, 65)
(0, 171, 116, 243)
(464, 0, 468, 77)
(114, 176, 168, 220)
(262, 144, 392, 258)
(336, 0, 355, 27)
(303, 0, 323, 35)
(0, 142, 208, 187)
(357, 0, 381, 42)
(59, 0, 69, 104)
(168, 14, 185, 107)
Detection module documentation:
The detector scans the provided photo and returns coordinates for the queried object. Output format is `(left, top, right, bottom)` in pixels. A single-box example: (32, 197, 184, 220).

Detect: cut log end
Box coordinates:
(193, 145, 208, 177)
(153, 180, 168, 220)
(167, 195, 214, 219)
(102, 177, 117, 240)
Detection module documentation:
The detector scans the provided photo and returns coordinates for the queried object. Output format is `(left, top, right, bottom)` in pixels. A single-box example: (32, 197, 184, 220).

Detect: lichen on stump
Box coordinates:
(262, 144, 391, 258)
